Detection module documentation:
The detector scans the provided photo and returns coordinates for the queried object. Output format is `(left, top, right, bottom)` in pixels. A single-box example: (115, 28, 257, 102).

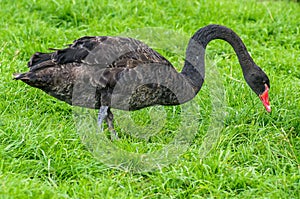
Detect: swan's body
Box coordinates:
(14, 24, 271, 139)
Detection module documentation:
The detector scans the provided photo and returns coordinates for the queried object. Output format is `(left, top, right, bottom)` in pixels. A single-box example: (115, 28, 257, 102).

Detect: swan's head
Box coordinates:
(245, 66, 271, 112)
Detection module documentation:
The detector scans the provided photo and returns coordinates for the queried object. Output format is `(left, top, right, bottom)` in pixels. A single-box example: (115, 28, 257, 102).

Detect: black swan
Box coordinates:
(14, 24, 271, 139)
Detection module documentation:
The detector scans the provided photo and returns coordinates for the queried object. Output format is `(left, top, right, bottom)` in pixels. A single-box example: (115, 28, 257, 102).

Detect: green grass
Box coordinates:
(1, 0, 300, 198)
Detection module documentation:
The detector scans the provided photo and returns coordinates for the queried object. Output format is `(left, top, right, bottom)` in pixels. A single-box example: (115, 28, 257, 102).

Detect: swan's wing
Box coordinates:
(28, 36, 172, 70)
(74, 36, 173, 69)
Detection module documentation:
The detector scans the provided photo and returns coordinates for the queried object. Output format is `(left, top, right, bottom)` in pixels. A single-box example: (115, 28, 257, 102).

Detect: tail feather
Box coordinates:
(13, 73, 28, 80)
(13, 72, 41, 88)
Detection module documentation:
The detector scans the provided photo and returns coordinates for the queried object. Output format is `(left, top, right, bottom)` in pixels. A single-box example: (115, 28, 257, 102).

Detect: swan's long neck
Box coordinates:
(181, 24, 255, 94)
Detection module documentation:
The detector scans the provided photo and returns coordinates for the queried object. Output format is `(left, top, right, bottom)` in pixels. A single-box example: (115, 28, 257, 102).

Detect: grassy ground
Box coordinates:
(1, 0, 300, 198)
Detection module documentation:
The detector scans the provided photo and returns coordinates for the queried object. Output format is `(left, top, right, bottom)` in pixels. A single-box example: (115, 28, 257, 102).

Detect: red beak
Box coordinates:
(259, 84, 271, 112)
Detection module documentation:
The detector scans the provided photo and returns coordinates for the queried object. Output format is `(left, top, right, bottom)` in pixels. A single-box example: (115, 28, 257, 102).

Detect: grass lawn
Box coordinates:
(1, 0, 299, 198)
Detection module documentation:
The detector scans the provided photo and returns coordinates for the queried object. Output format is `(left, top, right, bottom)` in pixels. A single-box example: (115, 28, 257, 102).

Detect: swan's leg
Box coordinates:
(106, 108, 118, 140)
(97, 106, 108, 131)
(97, 106, 118, 140)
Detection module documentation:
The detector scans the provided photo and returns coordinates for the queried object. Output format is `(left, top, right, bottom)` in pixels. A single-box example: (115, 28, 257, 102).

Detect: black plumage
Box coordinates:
(14, 24, 271, 139)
